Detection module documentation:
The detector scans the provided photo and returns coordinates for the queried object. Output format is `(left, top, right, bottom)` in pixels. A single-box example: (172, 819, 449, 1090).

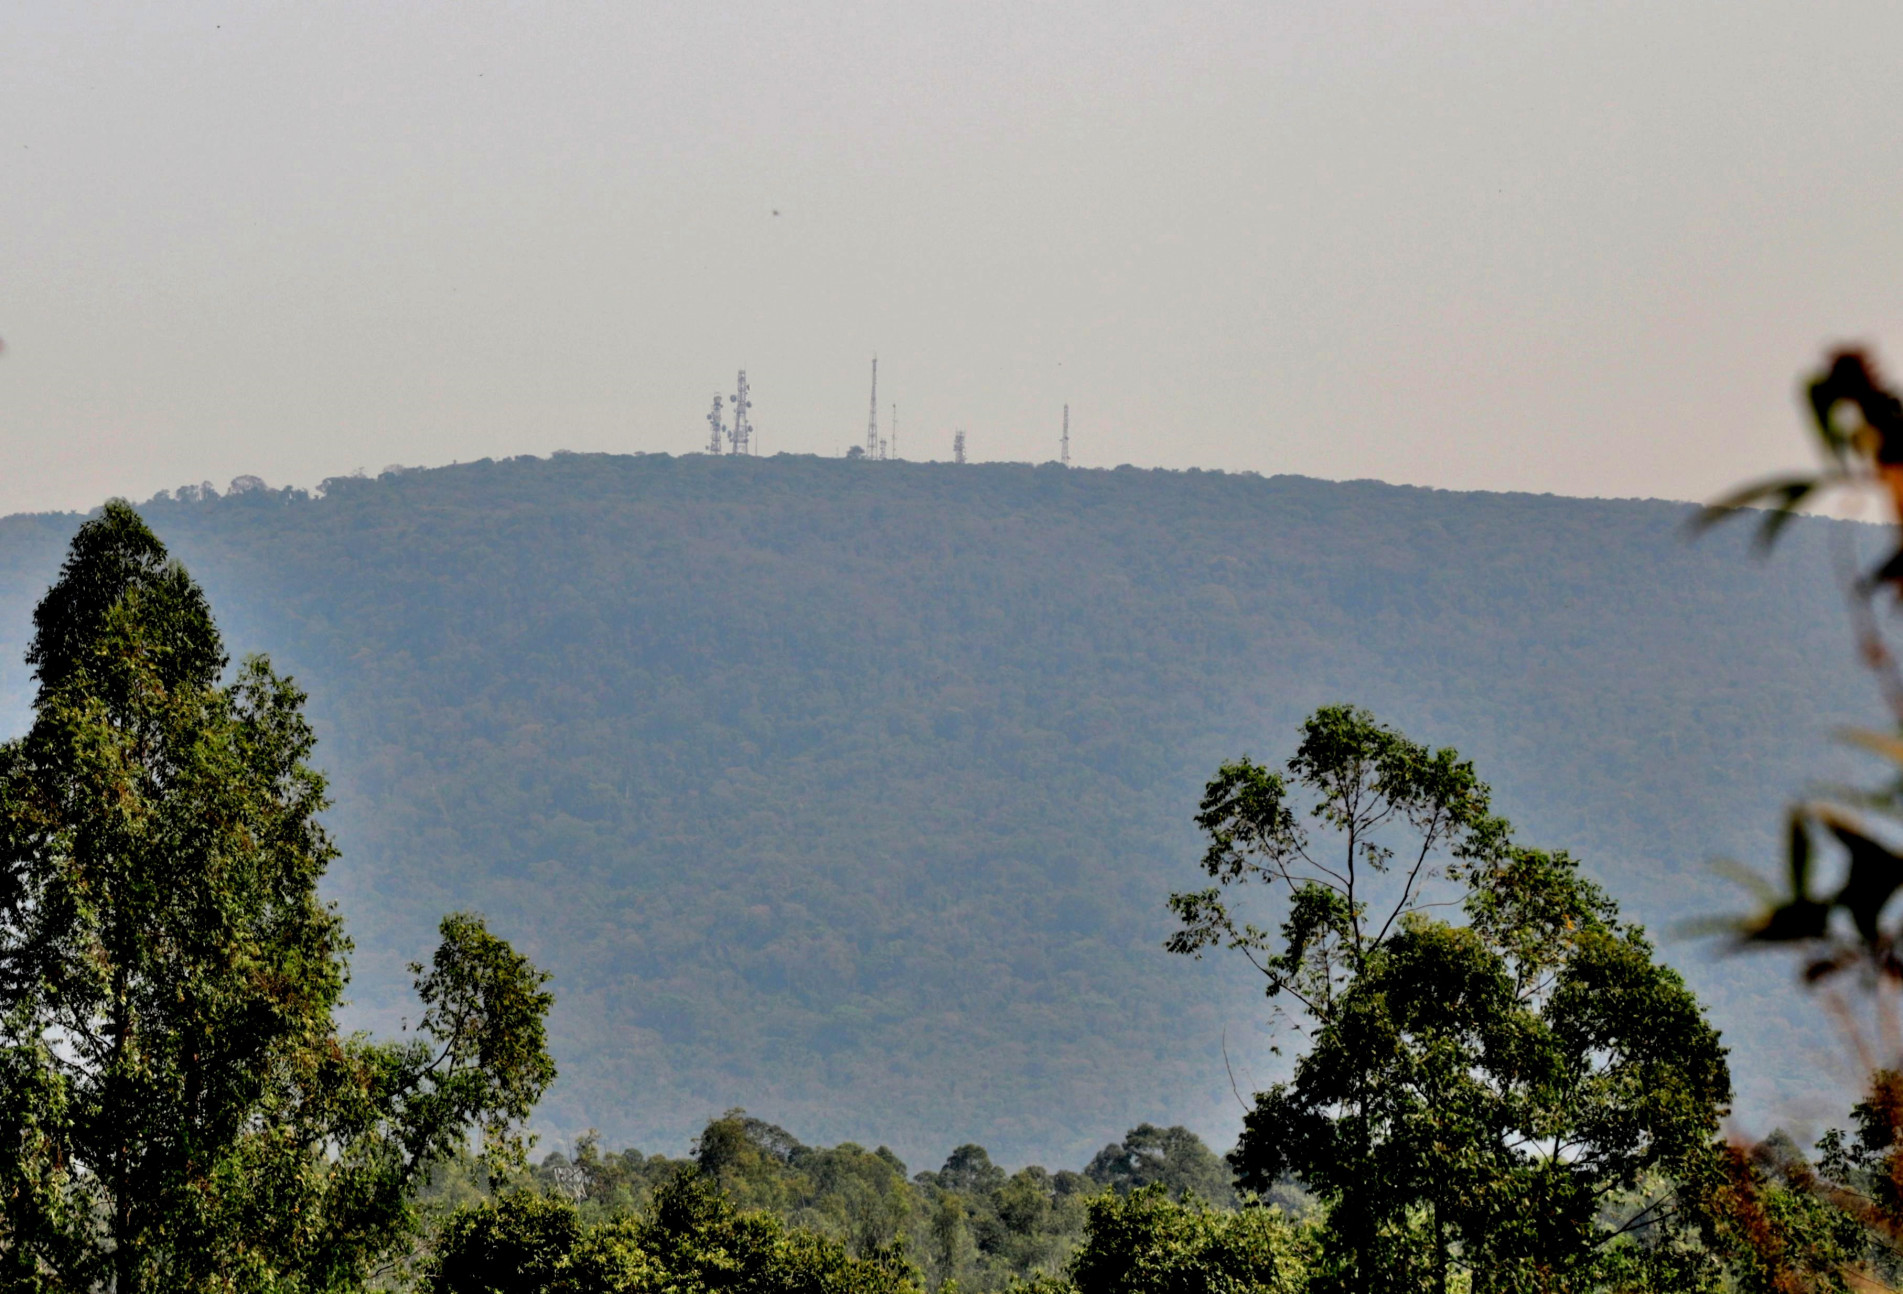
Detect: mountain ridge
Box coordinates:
(0, 453, 1871, 1167)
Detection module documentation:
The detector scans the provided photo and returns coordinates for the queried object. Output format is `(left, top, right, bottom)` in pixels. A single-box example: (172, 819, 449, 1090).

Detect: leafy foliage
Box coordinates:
(459, 1107, 1903, 1294)
(1175, 709, 1734, 1292)
(426, 1168, 920, 1294)
(1707, 1133, 1870, 1294)
(697, 1110, 916, 1258)
(1168, 704, 1504, 1031)
(1695, 348, 1903, 1287)
(517, 1114, 1248, 1293)
(0, 503, 556, 1291)
(1703, 350, 1903, 984)
(1081, 1125, 1238, 1207)
(1062, 1185, 1309, 1294)
(1701, 349, 1903, 569)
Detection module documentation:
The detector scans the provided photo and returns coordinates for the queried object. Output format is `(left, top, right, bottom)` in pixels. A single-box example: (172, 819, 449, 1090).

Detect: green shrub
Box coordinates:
(423, 1171, 919, 1294)
(1063, 1186, 1309, 1294)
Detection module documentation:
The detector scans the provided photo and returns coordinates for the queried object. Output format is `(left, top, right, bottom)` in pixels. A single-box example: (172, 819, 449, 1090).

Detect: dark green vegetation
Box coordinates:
(430, 1136, 1310, 1294)
(0, 506, 557, 1289)
(426, 1172, 918, 1294)
(1173, 707, 1732, 1290)
(0, 455, 1872, 1164)
(486, 1112, 1262, 1293)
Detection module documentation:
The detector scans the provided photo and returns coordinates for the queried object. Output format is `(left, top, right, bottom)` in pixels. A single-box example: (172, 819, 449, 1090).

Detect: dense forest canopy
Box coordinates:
(477, 1112, 1287, 1293)
(0, 454, 1873, 1166)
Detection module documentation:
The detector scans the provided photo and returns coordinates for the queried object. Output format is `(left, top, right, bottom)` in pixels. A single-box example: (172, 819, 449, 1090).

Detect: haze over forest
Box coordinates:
(17, 2, 1903, 1285)
(7, 2, 1903, 516)
(0, 454, 1871, 1168)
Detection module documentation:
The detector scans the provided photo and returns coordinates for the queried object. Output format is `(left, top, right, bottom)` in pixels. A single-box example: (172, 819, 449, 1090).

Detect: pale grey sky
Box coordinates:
(4, 0, 1901, 516)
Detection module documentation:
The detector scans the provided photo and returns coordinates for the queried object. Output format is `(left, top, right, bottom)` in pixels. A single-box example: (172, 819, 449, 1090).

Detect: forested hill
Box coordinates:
(0, 455, 1874, 1167)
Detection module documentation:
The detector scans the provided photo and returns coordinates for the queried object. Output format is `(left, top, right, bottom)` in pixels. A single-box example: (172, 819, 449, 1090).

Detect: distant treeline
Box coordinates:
(424, 1111, 1306, 1292)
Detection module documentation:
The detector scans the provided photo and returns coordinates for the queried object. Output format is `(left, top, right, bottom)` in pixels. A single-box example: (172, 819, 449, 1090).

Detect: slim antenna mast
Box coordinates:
(865, 357, 880, 459)
(706, 394, 725, 454)
(730, 370, 752, 456)
(891, 404, 898, 461)
(1061, 404, 1070, 467)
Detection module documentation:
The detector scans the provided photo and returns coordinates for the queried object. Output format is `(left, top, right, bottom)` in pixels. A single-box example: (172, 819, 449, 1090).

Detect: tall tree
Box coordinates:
(1083, 1125, 1235, 1205)
(1167, 705, 1503, 1033)
(1170, 707, 1731, 1292)
(1166, 705, 1502, 1290)
(0, 502, 556, 1291)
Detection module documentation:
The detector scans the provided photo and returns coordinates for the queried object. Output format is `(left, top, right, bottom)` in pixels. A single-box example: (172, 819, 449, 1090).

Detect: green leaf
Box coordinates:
(1836, 727, 1903, 767)
(1691, 476, 1820, 552)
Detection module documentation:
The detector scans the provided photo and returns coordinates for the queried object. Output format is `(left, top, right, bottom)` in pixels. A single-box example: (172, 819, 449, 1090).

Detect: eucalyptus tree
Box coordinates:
(1170, 707, 1731, 1292)
(0, 502, 555, 1292)
(1168, 705, 1506, 1022)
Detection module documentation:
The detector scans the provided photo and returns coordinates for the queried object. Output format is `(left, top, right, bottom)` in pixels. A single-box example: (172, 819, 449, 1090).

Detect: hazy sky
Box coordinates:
(4, 1, 1902, 516)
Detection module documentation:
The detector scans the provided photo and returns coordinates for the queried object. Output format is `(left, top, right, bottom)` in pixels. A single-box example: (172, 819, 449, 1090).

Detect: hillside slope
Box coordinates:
(0, 455, 1873, 1167)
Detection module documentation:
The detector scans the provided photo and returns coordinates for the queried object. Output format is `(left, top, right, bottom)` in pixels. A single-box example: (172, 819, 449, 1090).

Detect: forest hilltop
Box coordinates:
(0, 453, 1870, 1168)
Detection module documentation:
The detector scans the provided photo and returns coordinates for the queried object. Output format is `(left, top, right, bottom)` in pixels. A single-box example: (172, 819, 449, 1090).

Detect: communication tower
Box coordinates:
(1061, 405, 1070, 467)
(953, 429, 967, 464)
(890, 404, 898, 461)
(730, 370, 753, 456)
(865, 358, 880, 459)
(706, 394, 725, 454)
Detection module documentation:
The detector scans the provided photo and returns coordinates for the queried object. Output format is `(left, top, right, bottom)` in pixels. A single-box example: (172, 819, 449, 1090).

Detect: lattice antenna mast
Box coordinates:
(706, 394, 726, 454)
(730, 370, 752, 456)
(953, 429, 966, 464)
(865, 357, 880, 458)
(890, 404, 898, 461)
(1061, 404, 1070, 467)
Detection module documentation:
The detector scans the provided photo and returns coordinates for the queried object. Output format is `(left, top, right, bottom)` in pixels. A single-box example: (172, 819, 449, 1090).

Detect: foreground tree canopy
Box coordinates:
(1170, 706, 1734, 1292)
(0, 502, 556, 1291)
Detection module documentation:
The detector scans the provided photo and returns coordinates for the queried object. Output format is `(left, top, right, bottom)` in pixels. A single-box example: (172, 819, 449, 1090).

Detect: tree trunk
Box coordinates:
(1433, 1199, 1448, 1294)
(111, 973, 135, 1294)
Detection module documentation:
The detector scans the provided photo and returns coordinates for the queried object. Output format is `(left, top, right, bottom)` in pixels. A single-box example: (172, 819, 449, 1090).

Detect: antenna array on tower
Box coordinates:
(730, 370, 753, 456)
(703, 372, 755, 455)
(695, 356, 1076, 467)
